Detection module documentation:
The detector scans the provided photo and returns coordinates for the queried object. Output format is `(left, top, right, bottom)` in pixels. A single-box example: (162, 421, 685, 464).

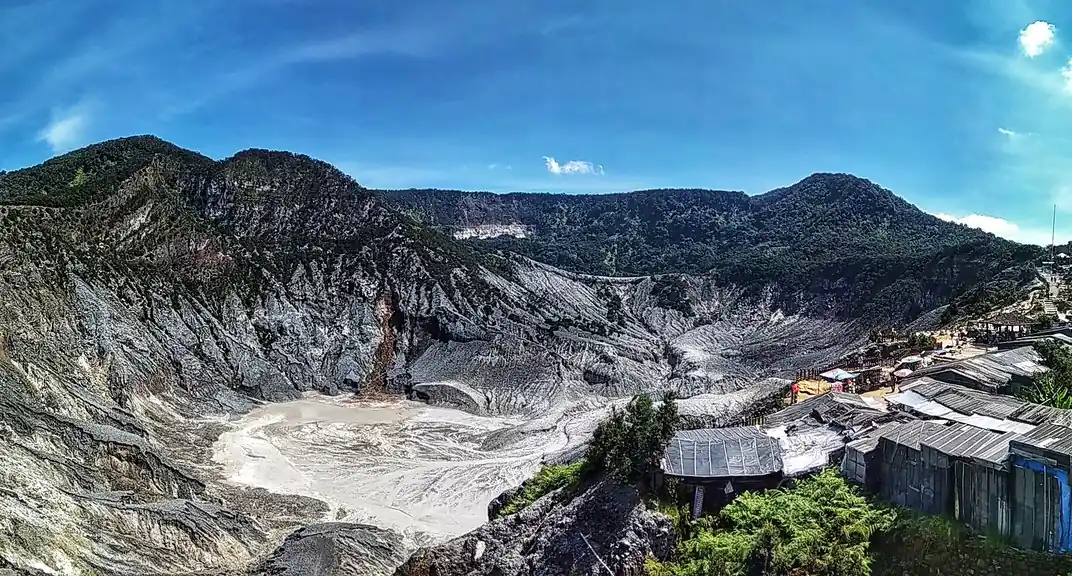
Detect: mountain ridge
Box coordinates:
(383, 175, 1041, 323)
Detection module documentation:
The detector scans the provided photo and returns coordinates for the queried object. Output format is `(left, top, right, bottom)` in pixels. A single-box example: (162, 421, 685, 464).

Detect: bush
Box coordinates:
(1020, 340, 1072, 408)
(494, 460, 586, 518)
(647, 468, 895, 576)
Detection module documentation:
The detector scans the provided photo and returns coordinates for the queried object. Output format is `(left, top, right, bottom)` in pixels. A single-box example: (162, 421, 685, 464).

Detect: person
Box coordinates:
(790, 381, 799, 404)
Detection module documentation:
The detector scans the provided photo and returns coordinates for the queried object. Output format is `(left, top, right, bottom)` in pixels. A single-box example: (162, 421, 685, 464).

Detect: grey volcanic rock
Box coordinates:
(394, 480, 674, 576)
(0, 137, 860, 574)
(486, 485, 523, 520)
(251, 522, 408, 576)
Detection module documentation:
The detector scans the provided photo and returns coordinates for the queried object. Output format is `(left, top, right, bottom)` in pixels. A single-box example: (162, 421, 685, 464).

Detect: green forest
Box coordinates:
(384, 175, 1042, 324)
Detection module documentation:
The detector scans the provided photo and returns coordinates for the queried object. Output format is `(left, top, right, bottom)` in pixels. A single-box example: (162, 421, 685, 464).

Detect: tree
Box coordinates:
(586, 391, 680, 485)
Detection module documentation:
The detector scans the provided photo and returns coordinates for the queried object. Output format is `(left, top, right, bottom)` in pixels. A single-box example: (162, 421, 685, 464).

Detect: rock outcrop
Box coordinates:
(250, 523, 408, 576)
(395, 480, 674, 576)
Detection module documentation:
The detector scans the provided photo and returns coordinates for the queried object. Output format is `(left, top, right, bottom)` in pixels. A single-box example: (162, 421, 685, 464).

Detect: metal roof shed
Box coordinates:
(1009, 423, 1072, 469)
(875, 421, 952, 513)
(919, 424, 1019, 537)
(662, 427, 783, 479)
(764, 391, 885, 429)
(661, 427, 785, 518)
(906, 346, 1044, 394)
(841, 421, 908, 491)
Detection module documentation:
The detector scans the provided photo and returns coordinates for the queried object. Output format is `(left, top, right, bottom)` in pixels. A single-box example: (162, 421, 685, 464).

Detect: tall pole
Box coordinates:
(1053, 204, 1057, 275)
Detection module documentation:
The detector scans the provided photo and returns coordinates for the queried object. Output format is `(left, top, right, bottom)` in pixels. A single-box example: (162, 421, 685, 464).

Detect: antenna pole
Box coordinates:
(1054, 204, 1058, 275)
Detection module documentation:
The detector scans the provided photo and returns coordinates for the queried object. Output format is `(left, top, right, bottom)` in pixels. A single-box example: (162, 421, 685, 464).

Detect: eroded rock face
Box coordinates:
(394, 481, 674, 576)
(250, 523, 409, 576)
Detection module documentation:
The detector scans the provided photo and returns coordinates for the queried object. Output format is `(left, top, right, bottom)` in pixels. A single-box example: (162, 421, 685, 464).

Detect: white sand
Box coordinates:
(211, 394, 580, 545)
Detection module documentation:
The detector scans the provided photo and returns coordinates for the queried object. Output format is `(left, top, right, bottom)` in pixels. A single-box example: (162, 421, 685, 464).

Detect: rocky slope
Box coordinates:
(394, 479, 674, 576)
(0, 137, 863, 574)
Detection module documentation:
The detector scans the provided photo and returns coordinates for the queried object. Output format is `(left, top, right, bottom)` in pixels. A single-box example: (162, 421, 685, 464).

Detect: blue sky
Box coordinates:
(3, 0, 1072, 244)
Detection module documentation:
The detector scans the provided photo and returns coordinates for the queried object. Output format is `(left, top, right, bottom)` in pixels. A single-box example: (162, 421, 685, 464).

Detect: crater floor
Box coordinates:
(211, 394, 589, 548)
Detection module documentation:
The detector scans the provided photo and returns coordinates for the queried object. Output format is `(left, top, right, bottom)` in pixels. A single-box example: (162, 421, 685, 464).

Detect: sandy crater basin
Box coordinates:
(212, 393, 578, 545)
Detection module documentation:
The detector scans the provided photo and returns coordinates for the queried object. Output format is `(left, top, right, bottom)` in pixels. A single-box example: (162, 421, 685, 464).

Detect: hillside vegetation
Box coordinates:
(385, 176, 1042, 323)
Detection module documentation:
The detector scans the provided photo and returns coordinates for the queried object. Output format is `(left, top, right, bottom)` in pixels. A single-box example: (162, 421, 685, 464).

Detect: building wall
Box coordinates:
(852, 435, 1072, 554)
(953, 461, 1011, 538)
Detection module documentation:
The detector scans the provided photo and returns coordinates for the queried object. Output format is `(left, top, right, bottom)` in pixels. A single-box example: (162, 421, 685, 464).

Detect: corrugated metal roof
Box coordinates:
(662, 428, 783, 478)
(846, 421, 911, 453)
(675, 427, 768, 442)
(973, 432, 1022, 465)
(896, 378, 1061, 432)
(765, 391, 885, 426)
(877, 421, 951, 451)
(1008, 404, 1072, 426)
(888, 382, 1036, 434)
(997, 333, 1072, 350)
(988, 312, 1035, 326)
(907, 346, 1045, 392)
(1011, 423, 1072, 456)
(920, 424, 1010, 460)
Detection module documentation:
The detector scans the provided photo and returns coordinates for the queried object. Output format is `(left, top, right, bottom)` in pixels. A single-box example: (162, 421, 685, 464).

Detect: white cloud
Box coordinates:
(36, 104, 90, 153)
(934, 212, 1021, 237)
(997, 127, 1018, 137)
(932, 211, 1067, 245)
(1019, 20, 1056, 57)
(543, 156, 604, 175)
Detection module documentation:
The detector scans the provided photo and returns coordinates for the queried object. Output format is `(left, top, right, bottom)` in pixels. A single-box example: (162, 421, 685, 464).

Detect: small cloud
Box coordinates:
(543, 156, 604, 175)
(37, 104, 90, 153)
(996, 127, 1037, 142)
(1061, 58, 1072, 93)
(1019, 20, 1056, 58)
(487, 163, 513, 171)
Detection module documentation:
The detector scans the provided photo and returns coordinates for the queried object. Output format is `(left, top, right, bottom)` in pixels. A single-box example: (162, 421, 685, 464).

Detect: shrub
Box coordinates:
(1021, 339, 1072, 408)
(494, 392, 679, 518)
(647, 468, 894, 576)
(494, 460, 585, 518)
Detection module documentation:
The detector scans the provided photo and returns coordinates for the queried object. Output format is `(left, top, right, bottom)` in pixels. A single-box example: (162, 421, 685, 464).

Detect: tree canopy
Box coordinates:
(384, 175, 1041, 324)
(587, 392, 680, 484)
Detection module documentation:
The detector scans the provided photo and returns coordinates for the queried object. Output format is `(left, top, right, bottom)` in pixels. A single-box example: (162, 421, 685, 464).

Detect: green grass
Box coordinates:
(495, 460, 585, 518)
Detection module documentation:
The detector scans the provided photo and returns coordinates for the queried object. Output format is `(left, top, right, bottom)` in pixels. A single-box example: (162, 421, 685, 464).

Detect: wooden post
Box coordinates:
(692, 485, 705, 519)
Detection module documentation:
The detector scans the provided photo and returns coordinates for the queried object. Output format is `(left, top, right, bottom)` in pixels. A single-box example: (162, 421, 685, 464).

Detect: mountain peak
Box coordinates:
(756, 172, 910, 214)
(0, 135, 210, 207)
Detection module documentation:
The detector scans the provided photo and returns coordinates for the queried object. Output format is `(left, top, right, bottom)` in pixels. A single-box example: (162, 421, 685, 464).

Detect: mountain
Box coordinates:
(384, 175, 1042, 322)
(0, 136, 1039, 575)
